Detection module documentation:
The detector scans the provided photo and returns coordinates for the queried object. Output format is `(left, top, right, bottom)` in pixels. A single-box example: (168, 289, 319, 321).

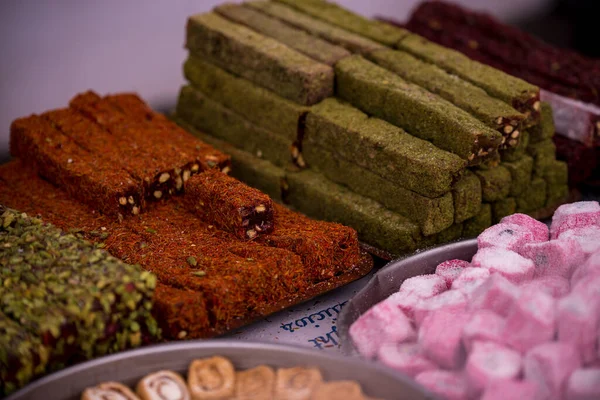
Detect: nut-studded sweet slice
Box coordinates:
(81, 382, 140, 400)
(187, 356, 236, 399)
(309, 381, 366, 400)
(136, 370, 190, 400)
(183, 169, 275, 240)
(274, 367, 322, 400)
(234, 365, 276, 400)
(10, 115, 144, 216)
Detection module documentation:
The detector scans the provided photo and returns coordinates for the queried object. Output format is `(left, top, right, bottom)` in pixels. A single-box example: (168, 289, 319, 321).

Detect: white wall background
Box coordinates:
(0, 0, 551, 155)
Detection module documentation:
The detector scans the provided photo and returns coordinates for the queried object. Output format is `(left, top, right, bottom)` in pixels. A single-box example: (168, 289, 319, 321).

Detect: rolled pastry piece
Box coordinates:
(187, 356, 235, 399)
(274, 367, 323, 400)
(81, 382, 140, 400)
(235, 365, 276, 400)
(136, 370, 190, 400)
(310, 381, 365, 400)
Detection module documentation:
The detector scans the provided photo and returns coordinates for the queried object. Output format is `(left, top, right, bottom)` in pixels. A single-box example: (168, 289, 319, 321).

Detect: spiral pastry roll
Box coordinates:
(274, 367, 323, 400)
(310, 381, 365, 400)
(234, 365, 275, 400)
(81, 382, 140, 400)
(187, 356, 235, 399)
(136, 370, 190, 400)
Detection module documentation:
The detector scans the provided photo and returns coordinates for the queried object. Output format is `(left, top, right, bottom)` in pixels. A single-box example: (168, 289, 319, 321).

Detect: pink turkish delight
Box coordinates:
(470, 274, 520, 317)
(566, 368, 600, 400)
(519, 239, 584, 278)
(503, 288, 557, 353)
(480, 379, 542, 400)
(349, 298, 415, 359)
(501, 213, 549, 242)
(558, 293, 600, 364)
(551, 201, 600, 239)
(418, 309, 470, 369)
(472, 247, 535, 284)
(435, 259, 470, 288)
(462, 310, 506, 352)
(377, 342, 437, 378)
(465, 341, 523, 394)
(413, 290, 467, 327)
(522, 275, 570, 298)
(478, 223, 536, 252)
(387, 291, 421, 320)
(571, 252, 600, 287)
(451, 268, 491, 298)
(398, 274, 447, 298)
(414, 370, 471, 400)
(559, 226, 600, 257)
(525, 342, 582, 400)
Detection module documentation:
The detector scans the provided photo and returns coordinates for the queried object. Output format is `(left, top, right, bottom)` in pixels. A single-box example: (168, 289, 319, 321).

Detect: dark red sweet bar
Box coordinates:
(9, 115, 144, 216)
(183, 169, 275, 240)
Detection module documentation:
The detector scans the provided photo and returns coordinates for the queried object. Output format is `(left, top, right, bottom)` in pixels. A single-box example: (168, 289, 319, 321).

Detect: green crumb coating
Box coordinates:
(306, 98, 466, 197)
(474, 165, 512, 202)
(368, 49, 525, 131)
(501, 130, 530, 162)
(452, 170, 482, 223)
(516, 178, 547, 213)
(335, 55, 502, 163)
(529, 102, 555, 143)
(176, 85, 293, 169)
(274, 0, 409, 46)
(543, 160, 569, 207)
(546, 183, 569, 209)
(527, 139, 557, 178)
(172, 117, 287, 202)
(396, 34, 540, 124)
(502, 155, 534, 197)
(215, 3, 350, 66)
(247, 1, 384, 55)
(492, 197, 517, 223)
(463, 203, 492, 238)
(433, 222, 464, 245)
(303, 144, 454, 235)
(286, 170, 422, 255)
(0, 312, 49, 396)
(0, 206, 159, 387)
(184, 55, 308, 141)
(186, 12, 334, 105)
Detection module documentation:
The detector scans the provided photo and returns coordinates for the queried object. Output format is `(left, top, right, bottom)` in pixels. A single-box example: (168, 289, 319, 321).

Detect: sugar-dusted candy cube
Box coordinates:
(525, 342, 582, 399)
(466, 341, 523, 394)
(414, 370, 471, 400)
(470, 274, 520, 317)
(572, 274, 600, 302)
(462, 310, 505, 352)
(386, 291, 421, 320)
(399, 274, 447, 299)
(503, 289, 556, 353)
(481, 380, 542, 400)
(478, 223, 536, 252)
(349, 299, 415, 359)
(558, 293, 600, 364)
(413, 290, 467, 327)
(451, 267, 491, 298)
(418, 309, 470, 369)
(566, 368, 600, 400)
(571, 252, 600, 287)
(436, 259, 470, 288)
(501, 213, 549, 242)
(519, 239, 584, 278)
(559, 226, 600, 257)
(551, 201, 600, 239)
(522, 275, 570, 299)
(472, 247, 535, 284)
(377, 342, 437, 378)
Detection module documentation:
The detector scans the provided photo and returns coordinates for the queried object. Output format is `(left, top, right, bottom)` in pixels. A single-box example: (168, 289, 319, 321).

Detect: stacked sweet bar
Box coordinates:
(174, 0, 569, 257)
(0, 205, 159, 396)
(399, 0, 600, 187)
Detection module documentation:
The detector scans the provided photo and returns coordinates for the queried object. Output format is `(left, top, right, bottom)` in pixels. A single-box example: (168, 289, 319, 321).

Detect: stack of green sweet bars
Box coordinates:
(174, 0, 568, 257)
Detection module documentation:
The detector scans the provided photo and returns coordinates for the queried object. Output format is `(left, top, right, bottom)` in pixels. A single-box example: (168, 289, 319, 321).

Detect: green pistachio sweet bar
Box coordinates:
(502, 155, 534, 197)
(517, 178, 547, 213)
(176, 85, 294, 169)
(274, 0, 409, 46)
(474, 165, 512, 202)
(527, 139, 557, 178)
(501, 129, 530, 162)
(542, 160, 569, 207)
(303, 144, 454, 235)
(492, 197, 517, 223)
(368, 49, 526, 147)
(452, 170, 483, 223)
(335, 55, 503, 164)
(306, 98, 466, 198)
(396, 34, 541, 125)
(463, 203, 492, 238)
(529, 102, 555, 143)
(246, 1, 384, 55)
(215, 3, 350, 66)
(183, 55, 307, 142)
(186, 12, 333, 106)
(432, 222, 464, 245)
(286, 170, 422, 255)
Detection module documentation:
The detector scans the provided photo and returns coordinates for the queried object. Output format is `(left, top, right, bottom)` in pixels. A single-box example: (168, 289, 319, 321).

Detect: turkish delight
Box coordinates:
(502, 155, 534, 197)
(500, 213, 549, 242)
(474, 165, 512, 202)
(436, 259, 470, 288)
(414, 370, 471, 400)
(566, 369, 600, 400)
(551, 201, 600, 239)
(478, 222, 537, 252)
(557, 293, 600, 364)
(377, 342, 437, 378)
(519, 239, 584, 278)
(462, 310, 505, 352)
(524, 342, 582, 399)
(136, 371, 190, 400)
(470, 274, 521, 317)
(465, 341, 522, 394)
(452, 171, 483, 223)
(472, 247, 535, 284)
(418, 309, 470, 369)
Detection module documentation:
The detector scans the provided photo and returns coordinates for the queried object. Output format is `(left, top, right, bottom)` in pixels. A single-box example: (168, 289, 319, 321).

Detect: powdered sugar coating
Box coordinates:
(501, 213, 549, 242)
(377, 342, 437, 378)
(478, 223, 536, 252)
(472, 247, 535, 284)
(399, 274, 447, 299)
(519, 239, 584, 279)
(462, 310, 506, 352)
(465, 341, 523, 394)
(436, 259, 470, 288)
(551, 201, 600, 239)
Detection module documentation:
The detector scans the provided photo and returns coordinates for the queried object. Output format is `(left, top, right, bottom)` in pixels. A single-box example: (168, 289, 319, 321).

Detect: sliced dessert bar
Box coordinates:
(474, 165, 512, 202)
(452, 170, 483, 223)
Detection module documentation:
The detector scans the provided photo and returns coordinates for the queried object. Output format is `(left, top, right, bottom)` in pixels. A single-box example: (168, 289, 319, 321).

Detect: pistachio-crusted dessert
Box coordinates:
(183, 169, 275, 240)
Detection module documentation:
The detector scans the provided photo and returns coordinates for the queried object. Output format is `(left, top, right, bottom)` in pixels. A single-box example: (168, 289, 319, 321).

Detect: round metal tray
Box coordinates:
(338, 239, 478, 356)
(6, 340, 435, 400)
